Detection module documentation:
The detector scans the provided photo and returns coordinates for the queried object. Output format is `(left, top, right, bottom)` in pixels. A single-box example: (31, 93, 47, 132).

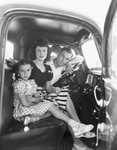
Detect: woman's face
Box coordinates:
(35, 46, 48, 61)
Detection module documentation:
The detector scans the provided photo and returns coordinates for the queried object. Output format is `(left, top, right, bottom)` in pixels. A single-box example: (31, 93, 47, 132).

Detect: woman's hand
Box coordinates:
(55, 87, 61, 94)
(34, 91, 42, 98)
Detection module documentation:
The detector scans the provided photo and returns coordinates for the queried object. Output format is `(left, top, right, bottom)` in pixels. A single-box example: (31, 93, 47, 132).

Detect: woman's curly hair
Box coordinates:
(28, 37, 51, 63)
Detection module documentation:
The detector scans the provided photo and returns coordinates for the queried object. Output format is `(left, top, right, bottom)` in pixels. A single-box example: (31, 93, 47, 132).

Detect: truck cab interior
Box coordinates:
(0, 6, 113, 150)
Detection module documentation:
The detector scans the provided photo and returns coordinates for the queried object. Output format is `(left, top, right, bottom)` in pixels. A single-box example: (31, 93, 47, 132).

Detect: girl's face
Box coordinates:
(18, 64, 32, 81)
(35, 46, 48, 61)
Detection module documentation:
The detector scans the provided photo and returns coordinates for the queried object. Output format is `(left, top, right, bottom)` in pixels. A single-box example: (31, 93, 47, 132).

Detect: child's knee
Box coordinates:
(49, 103, 56, 111)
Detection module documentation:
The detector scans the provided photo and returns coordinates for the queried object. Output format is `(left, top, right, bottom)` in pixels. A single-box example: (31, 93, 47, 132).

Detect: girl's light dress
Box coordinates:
(13, 78, 53, 122)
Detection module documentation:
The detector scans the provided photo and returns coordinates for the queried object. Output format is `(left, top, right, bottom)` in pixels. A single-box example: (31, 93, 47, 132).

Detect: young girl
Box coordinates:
(12, 58, 93, 138)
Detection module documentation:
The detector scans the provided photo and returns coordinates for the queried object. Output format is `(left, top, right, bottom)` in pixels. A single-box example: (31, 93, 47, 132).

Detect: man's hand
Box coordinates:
(65, 62, 74, 75)
(55, 87, 61, 94)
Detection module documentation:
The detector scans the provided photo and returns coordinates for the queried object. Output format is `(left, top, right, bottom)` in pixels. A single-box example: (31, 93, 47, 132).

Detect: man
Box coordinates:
(47, 47, 94, 150)
(47, 46, 84, 85)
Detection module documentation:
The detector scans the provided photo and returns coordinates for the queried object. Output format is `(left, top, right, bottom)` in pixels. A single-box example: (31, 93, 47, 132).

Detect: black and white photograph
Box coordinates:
(0, 0, 117, 150)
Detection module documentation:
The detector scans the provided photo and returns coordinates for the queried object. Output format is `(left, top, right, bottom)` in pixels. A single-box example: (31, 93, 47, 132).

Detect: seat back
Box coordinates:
(1, 68, 66, 150)
(1, 69, 14, 134)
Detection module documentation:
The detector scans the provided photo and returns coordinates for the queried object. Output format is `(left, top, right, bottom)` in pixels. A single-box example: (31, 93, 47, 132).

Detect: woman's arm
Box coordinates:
(45, 81, 61, 93)
(45, 80, 56, 93)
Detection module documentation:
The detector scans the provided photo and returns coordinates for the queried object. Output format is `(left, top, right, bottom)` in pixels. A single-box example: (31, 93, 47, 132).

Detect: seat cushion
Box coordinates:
(2, 116, 66, 150)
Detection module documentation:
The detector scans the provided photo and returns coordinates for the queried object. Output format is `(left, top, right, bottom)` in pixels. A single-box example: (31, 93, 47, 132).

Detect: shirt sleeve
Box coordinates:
(73, 55, 84, 64)
(45, 64, 53, 81)
(13, 80, 26, 94)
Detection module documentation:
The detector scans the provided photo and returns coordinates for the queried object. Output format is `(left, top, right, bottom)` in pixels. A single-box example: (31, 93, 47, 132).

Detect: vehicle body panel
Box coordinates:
(0, 0, 111, 33)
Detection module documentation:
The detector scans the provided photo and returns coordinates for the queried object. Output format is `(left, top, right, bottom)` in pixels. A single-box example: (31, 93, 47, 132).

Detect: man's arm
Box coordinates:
(65, 55, 84, 75)
(68, 55, 84, 65)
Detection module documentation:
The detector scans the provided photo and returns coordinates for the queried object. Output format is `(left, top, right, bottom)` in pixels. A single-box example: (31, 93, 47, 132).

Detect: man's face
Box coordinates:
(57, 50, 72, 66)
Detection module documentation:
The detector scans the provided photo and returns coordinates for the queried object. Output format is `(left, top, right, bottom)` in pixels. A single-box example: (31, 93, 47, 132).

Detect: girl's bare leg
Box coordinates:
(48, 104, 93, 139)
(48, 104, 71, 123)
(48, 104, 83, 139)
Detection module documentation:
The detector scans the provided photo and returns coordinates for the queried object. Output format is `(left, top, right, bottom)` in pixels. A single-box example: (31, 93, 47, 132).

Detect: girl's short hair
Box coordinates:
(16, 58, 32, 71)
(14, 58, 32, 80)
(28, 37, 51, 62)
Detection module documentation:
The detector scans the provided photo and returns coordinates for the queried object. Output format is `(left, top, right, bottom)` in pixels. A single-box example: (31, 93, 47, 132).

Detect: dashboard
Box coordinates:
(83, 71, 104, 106)
(86, 71, 102, 86)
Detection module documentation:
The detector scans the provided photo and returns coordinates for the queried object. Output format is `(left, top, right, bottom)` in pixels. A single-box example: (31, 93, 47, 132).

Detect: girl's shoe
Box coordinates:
(78, 131, 96, 138)
(72, 143, 94, 150)
(68, 119, 94, 138)
(24, 116, 40, 125)
(24, 126, 30, 132)
(24, 116, 31, 125)
(72, 143, 87, 150)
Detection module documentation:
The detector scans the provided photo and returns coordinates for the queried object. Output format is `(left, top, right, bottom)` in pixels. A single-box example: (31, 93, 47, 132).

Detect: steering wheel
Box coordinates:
(57, 64, 82, 91)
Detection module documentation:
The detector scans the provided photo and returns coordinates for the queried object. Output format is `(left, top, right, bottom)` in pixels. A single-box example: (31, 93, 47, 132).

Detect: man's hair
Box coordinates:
(61, 47, 73, 57)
